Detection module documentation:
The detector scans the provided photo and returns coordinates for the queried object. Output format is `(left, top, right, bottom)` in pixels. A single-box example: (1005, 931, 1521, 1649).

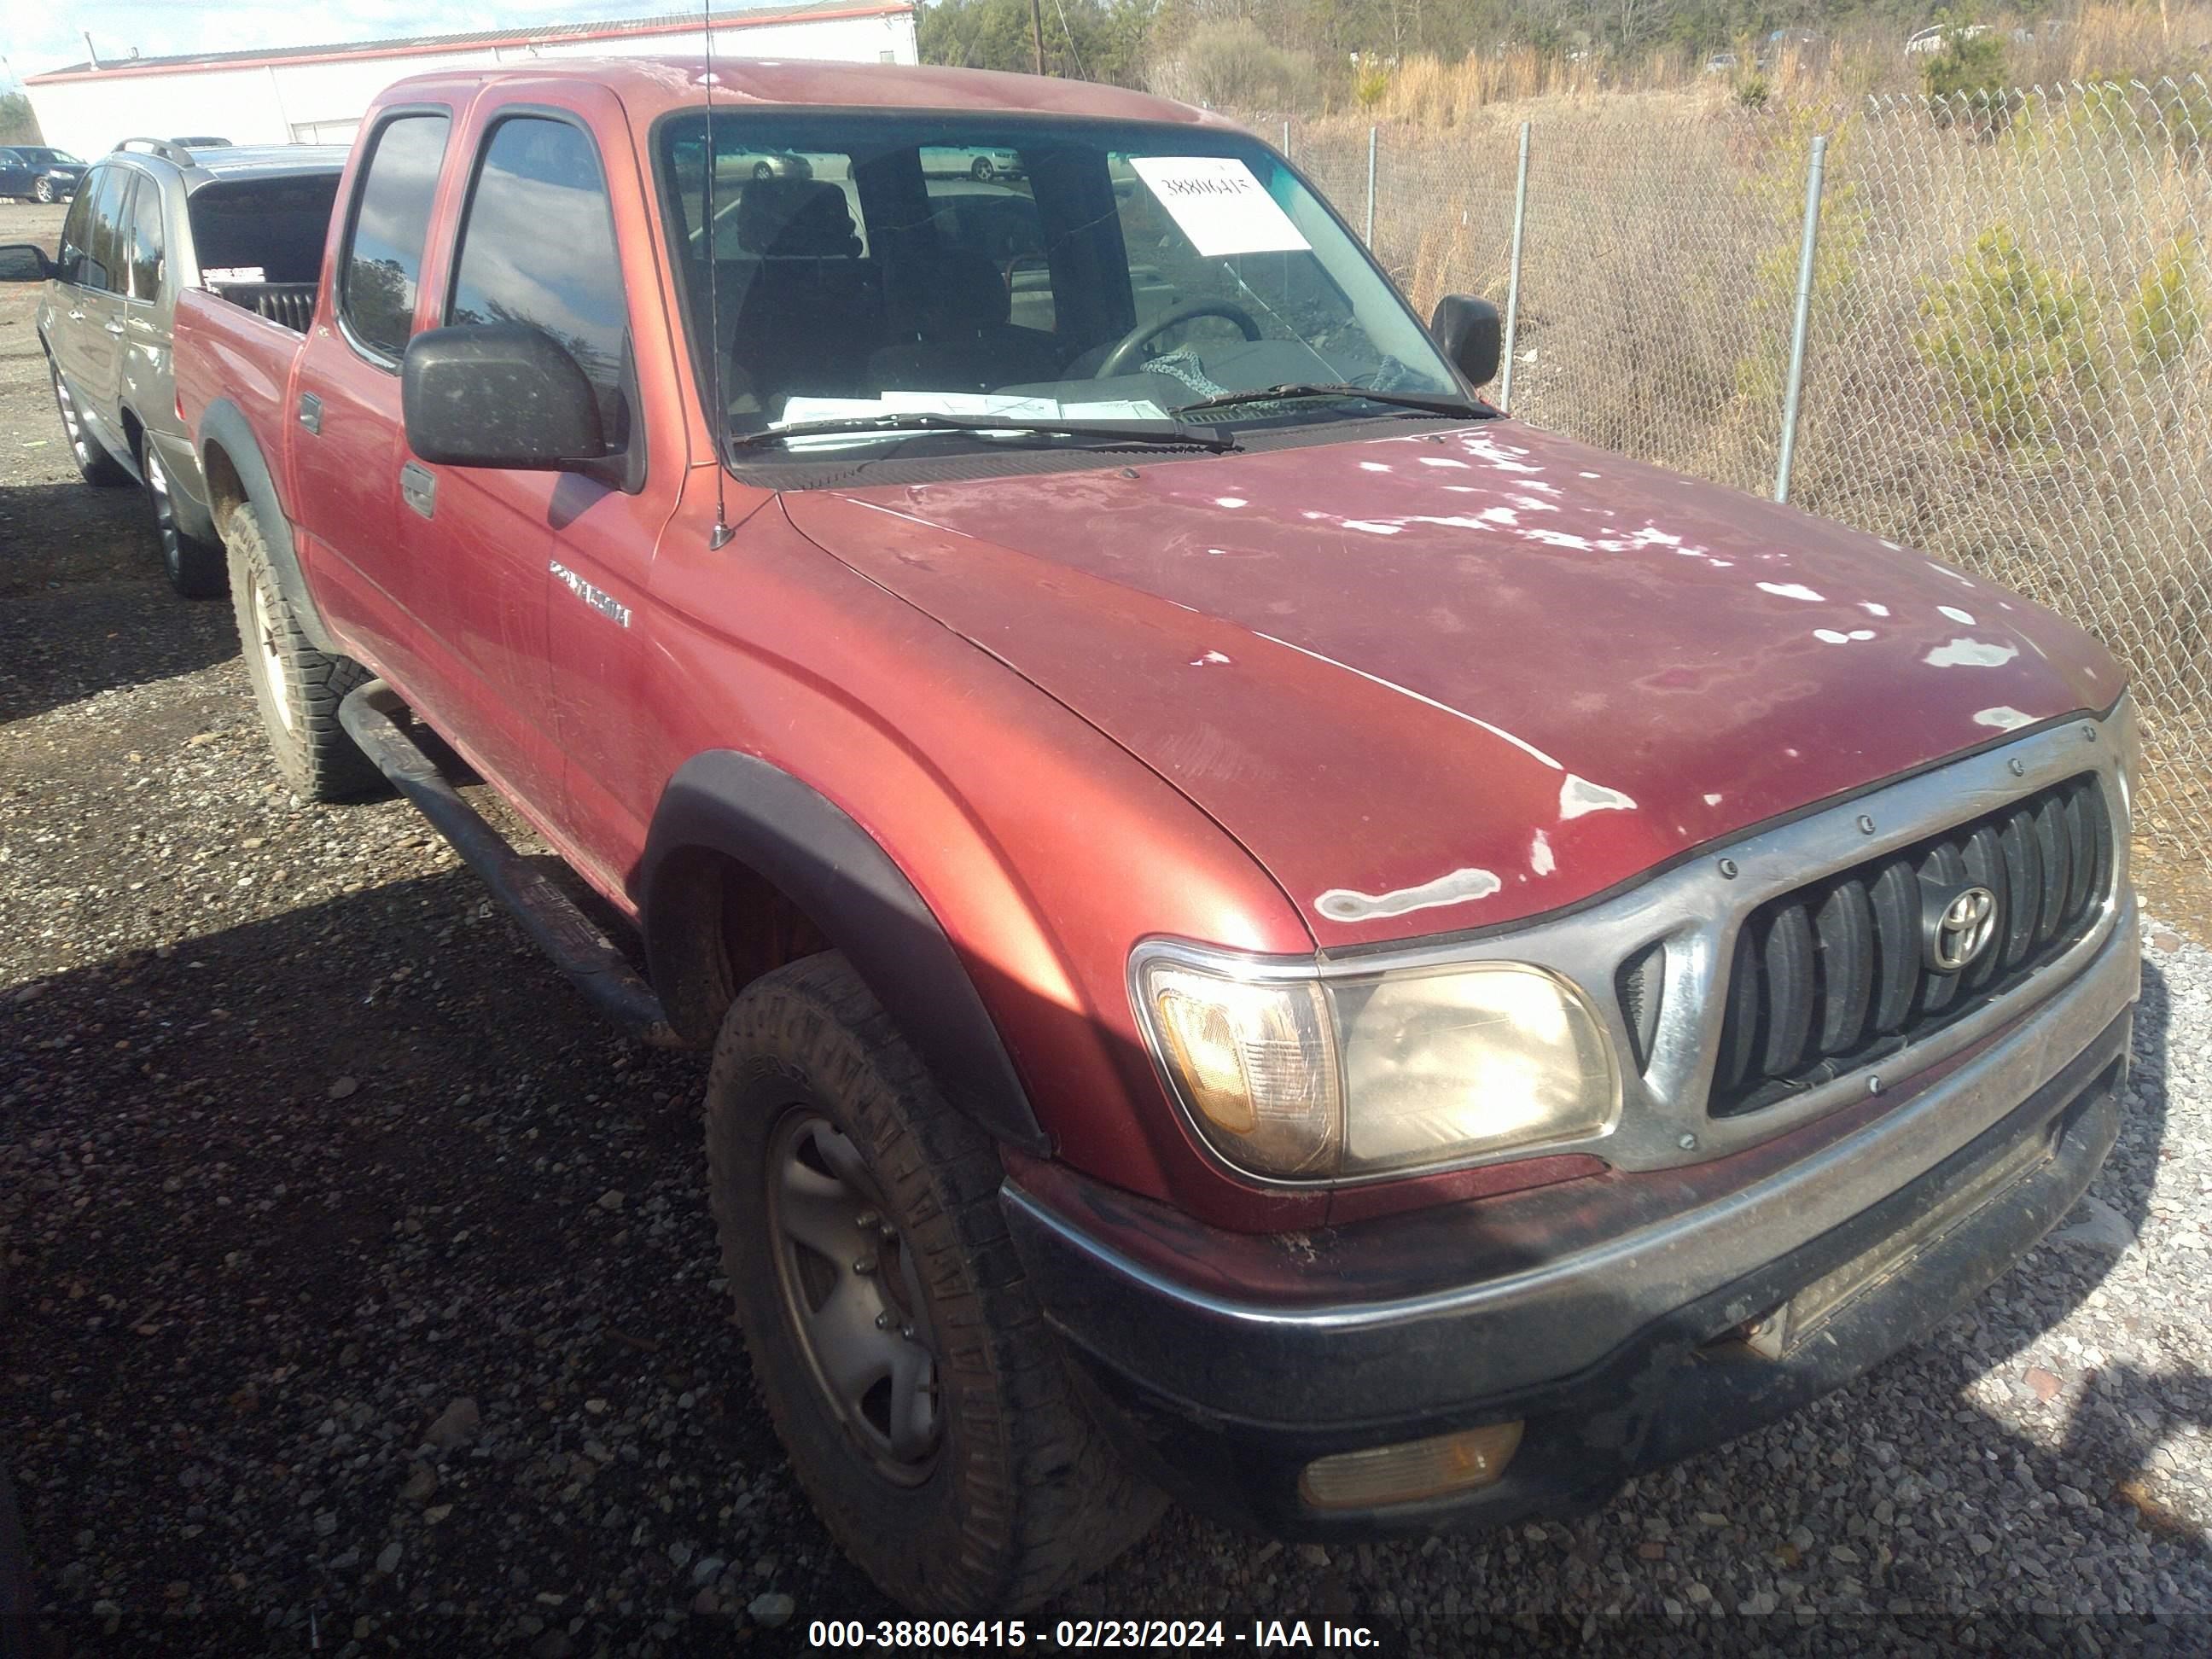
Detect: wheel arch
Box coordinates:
(641, 749, 1050, 1155)
(195, 398, 339, 653)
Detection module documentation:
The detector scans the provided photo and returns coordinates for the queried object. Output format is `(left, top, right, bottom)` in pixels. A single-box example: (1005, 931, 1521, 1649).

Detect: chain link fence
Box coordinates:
(1274, 79, 2211, 861)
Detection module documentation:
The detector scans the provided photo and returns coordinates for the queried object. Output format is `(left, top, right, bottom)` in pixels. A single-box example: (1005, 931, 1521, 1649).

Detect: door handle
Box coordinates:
(297, 393, 322, 435)
(399, 460, 436, 520)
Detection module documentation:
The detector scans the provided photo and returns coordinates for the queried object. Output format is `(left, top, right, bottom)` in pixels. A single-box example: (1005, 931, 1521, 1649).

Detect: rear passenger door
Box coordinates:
(288, 107, 452, 697)
(118, 172, 171, 451)
(51, 165, 132, 456)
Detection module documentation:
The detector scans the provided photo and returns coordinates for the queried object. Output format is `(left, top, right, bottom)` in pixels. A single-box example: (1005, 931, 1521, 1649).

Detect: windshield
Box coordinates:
(655, 113, 1461, 453)
(19, 149, 80, 166)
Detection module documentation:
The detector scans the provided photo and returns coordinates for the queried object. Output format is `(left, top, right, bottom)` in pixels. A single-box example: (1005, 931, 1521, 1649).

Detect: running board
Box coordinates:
(338, 680, 682, 1048)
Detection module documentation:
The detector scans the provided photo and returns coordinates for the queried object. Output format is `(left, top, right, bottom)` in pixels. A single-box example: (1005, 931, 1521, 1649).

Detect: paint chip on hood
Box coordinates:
(1925, 637, 2019, 668)
(1317, 866, 1501, 923)
(1560, 774, 1637, 819)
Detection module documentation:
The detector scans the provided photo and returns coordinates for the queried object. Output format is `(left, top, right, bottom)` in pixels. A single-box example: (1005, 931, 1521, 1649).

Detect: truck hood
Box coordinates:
(780, 419, 2122, 948)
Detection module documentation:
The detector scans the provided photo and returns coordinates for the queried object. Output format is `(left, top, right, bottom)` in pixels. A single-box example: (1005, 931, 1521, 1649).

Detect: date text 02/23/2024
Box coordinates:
(807, 1618, 1384, 1649)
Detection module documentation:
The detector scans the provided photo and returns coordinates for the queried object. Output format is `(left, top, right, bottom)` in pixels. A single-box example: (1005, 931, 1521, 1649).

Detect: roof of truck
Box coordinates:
(380, 57, 1237, 132)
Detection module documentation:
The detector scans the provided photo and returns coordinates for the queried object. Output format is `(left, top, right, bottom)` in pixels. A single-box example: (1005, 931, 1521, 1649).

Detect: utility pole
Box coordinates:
(1031, 0, 1046, 74)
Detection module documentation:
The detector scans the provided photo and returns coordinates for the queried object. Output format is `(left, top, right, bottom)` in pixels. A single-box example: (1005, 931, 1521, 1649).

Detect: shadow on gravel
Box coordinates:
(0, 853, 2197, 1651)
(0, 482, 236, 726)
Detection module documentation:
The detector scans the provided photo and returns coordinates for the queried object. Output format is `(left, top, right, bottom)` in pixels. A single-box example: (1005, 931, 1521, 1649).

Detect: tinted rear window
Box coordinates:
(189, 175, 341, 285)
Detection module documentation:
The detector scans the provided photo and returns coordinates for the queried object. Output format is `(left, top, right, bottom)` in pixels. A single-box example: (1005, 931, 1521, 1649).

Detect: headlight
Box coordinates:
(1132, 947, 1618, 1182)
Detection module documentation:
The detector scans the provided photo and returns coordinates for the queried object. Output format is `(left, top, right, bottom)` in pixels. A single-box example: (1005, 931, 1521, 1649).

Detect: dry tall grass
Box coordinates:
(1362, 3, 2212, 125)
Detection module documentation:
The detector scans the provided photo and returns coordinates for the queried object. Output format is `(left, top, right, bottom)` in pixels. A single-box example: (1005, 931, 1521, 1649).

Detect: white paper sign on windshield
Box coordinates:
(1128, 157, 1311, 259)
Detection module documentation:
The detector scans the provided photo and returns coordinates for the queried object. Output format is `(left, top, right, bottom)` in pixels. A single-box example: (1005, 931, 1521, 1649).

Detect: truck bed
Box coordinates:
(207, 281, 317, 334)
(172, 285, 306, 475)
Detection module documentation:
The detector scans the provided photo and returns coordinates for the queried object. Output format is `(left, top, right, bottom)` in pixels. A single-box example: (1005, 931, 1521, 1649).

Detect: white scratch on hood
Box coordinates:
(1252, 632, 1564, 769)
(1560, 774, 1638, 819)
(1317, 866, 1501, 923)
(1928, 561, 1976, 586)
(1190, 649, 1232, 667)
(1938, 604, 1976, 624)
(1813, 627, 1877, 644)
(1757, 581, 1825, 602)
(1974, 705, 2036, 730)
(1860, 602, 1891, 617)
(1417, 456, 1471, 469)
(1925, 637, 2019, 668)
(1342, 520, 1405, 535)
(1530, 830, 1556, 876)
(1525, 528, 1595, 550)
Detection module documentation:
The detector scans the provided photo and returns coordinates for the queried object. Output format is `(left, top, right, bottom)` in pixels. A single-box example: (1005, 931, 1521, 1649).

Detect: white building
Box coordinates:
(24, 3, 920, 158)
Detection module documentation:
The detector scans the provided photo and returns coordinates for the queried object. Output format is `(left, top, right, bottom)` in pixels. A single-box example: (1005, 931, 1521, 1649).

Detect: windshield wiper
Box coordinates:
(1170, 383, 1491, 419)
(728, 412, 1235, 454)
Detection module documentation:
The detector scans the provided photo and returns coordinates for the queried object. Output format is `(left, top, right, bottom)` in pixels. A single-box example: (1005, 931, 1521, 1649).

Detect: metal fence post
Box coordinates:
(1774, 134, 1829, 504)
(1282, 119, 1291, 158)
(1365, 125, 1378, 246)
(1498, 121, 1532, 412)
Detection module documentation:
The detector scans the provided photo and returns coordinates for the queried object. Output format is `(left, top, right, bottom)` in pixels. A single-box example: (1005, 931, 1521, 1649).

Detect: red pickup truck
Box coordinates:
(173, 58, 2141, 1615)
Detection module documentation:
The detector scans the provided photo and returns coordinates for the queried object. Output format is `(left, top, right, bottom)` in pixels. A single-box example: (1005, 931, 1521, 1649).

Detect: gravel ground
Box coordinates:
(3, 196, 2211, 1656)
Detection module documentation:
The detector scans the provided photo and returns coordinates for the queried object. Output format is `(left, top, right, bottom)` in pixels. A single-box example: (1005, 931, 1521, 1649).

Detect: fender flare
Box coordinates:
(640, 750, 1050, 1154)
(195, 397, 339, 653)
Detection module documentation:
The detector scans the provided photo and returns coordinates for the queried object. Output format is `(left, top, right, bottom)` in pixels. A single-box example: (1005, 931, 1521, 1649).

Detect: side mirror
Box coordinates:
(401, 322, 606, 470)
(1429, 294, 1502, 388)
(0, 244, 55, 283)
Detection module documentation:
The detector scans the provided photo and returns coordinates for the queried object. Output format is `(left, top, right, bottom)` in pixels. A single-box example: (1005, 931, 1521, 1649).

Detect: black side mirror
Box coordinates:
(1429, 294, 1502, 387)
(402, 322, 606, 470)
(0, 244, 54, 283)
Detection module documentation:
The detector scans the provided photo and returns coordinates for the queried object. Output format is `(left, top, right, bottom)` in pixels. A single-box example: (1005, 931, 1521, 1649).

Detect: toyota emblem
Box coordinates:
(1928, 885, 1998, 973)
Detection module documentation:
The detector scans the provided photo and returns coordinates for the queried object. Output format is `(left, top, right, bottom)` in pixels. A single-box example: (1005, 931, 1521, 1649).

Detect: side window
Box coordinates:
(80, 167, 132, 293)
(125, 176, 166, 302)
(448, 117, 631, 443)
(55, 168, 99, 285)
(341, 112, 451, 361)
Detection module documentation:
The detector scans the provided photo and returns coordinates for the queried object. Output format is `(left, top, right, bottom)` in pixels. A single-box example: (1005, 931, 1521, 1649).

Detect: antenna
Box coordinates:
(702, 0, 735, 550)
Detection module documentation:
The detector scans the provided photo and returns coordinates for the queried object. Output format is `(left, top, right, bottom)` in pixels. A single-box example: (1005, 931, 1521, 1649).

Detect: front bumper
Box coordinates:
(1004, 912, 2137, 1537)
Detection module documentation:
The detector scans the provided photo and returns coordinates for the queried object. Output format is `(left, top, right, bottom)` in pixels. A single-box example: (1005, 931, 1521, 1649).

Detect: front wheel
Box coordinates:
(143, 437, 224, 598)
(706, 955, 1164, 1614)
(225, 504, 382, 800)
(970, 155, 995, 182)
(48, 357, 129, 487)
(32, 177, 55, 205)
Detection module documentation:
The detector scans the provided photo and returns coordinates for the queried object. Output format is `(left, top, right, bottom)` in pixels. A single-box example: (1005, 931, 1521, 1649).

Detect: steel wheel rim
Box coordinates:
(251, 579, 294, 734)
(51, 366, 93, 470)
(146, 446, 182, 577)
(764, 1109, 941, 1484)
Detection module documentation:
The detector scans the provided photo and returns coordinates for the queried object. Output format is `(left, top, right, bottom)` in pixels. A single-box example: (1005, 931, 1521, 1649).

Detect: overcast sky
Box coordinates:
(2, 1, 719, 84)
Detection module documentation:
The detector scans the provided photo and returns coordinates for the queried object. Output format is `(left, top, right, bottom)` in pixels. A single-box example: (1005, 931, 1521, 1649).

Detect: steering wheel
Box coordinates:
(1095, 299, 1264, 378)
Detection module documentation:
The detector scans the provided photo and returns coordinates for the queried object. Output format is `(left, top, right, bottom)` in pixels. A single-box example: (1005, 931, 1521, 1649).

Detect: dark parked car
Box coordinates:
(0, 146, 88, 203)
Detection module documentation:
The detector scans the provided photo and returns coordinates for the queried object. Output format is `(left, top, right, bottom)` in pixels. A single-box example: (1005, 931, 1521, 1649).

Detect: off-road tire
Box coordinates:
(48, 355, 129, 487)
(706, 954, 1165, 1614)
(143, 434, 225, 598)
(224, 504, 382, 801)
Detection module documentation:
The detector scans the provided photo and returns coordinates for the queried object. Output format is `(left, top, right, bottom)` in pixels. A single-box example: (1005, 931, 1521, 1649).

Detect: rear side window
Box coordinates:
(125, 175, 165, 301)
(78, 167, 132, 293)
(55, 169, 99, 284)
(448, 117, 631, 442)
(341, 112, 451, 361)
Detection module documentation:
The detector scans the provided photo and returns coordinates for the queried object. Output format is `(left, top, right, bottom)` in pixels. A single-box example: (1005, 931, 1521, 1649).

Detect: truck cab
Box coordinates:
(169, 58, 2140, 1618)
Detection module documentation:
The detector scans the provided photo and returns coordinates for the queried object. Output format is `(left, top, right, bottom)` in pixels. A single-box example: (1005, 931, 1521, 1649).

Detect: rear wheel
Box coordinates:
(32, 176, 56, 205)
(142, 436, 225, 598)
(224, 504, 382, 800)
(49, 357, 129, 487)
(706, 955, 1164, 1614)
(970, 155, 995, 181)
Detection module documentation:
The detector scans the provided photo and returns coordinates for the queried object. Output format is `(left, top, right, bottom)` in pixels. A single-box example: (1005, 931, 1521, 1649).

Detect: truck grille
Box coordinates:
(1708, 773, 2111, 1118)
